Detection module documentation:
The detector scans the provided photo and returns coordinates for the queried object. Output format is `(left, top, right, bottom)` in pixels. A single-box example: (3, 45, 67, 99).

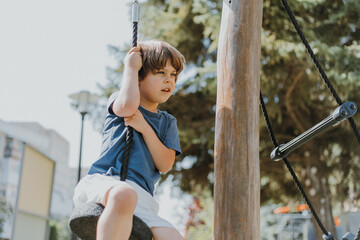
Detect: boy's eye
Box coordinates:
(157, 71, 164, 74)
(171, 73, 177, 77)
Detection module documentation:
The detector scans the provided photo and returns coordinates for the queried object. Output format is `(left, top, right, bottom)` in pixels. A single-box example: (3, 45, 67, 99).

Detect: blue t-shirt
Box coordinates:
(88, 93, 181, 195)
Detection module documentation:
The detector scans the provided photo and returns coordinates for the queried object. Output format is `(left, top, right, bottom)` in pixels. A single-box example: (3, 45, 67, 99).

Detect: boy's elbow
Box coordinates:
(159, 156, 175, 174)
(159, 167, 171, 174)
(112, 99, 139, 117)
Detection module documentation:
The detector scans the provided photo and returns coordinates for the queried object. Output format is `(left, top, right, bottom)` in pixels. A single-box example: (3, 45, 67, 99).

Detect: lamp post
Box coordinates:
(69, 91, 100, 183)
(69, 91, 100, 240)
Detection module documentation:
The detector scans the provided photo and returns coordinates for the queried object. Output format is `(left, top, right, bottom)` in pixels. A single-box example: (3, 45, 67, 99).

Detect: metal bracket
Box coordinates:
(342, 232, 355, 240)
(132, 0, 140, 23)
(322, 232, 335, 240)
(271, 101, 357, 161)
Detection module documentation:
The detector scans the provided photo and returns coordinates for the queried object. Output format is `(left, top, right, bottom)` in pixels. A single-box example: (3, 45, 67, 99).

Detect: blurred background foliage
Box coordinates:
(0, 198, 12, 234)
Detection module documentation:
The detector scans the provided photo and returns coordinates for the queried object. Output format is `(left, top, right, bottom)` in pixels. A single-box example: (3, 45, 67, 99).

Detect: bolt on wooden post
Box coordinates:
(214, 0, 263, 239)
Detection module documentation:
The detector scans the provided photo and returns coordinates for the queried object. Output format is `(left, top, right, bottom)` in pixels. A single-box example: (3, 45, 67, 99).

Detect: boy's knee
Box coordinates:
(107, 185, 137, 213)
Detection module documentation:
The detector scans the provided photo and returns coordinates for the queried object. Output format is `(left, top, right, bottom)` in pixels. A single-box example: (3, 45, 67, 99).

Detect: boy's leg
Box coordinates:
(151, 227, 185, 240)
(97, 184, 138, 240)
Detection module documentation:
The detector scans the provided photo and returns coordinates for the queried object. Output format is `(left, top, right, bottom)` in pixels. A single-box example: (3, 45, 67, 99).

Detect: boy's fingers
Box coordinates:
(129, 47, 141, 53)
(128, 51, 142, 59)
(124, 116, 133, 126)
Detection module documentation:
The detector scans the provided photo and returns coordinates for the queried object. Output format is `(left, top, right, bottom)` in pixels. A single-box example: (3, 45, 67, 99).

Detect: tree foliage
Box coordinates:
(93, 0, 360, 236)
(260, 0, 360, 207)
(0, 198, 12, 234)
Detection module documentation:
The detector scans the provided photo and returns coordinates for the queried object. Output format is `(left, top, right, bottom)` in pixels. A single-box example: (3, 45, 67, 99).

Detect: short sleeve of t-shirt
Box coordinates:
(107, 92, 118, 115)
(163, 117, 181, 156)
(106, 91, 181, 156)
(89, 91, 181, 194)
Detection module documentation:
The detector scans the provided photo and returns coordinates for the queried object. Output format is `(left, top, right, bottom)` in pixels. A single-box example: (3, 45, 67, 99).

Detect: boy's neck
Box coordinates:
(140, 101, 158, 113)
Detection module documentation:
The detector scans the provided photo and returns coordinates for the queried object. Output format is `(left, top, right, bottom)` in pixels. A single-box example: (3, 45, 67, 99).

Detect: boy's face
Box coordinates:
(139, 59, 177, 107)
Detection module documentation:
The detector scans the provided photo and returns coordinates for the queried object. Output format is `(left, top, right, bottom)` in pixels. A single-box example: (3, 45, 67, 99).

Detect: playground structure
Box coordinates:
(214, 0, 360, 239)
(273, 207, 360, 240)
(214, 0, 262, 239)
(69, 0, 360, 239)
(69, 1, 153, 239)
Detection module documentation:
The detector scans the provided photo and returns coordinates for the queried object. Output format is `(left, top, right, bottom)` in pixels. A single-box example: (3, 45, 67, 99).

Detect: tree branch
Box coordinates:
(285, 70, 306, 132)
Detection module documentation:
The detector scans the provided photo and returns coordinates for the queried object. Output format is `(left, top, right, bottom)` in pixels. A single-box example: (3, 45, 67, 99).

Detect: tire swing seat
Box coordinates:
(68, 202, 153, 240)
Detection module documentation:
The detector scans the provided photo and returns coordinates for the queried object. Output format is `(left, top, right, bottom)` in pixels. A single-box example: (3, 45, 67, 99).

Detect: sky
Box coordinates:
(0, 0, 130, 168)
(0, 0, 190, 233)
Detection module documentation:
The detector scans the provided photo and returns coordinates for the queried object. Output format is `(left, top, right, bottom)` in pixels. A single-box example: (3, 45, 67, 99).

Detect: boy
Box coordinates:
(73, 40, 185, 240)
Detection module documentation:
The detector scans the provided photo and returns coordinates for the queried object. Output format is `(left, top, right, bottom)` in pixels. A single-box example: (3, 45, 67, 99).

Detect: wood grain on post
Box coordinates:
(214, 0, 263, 239)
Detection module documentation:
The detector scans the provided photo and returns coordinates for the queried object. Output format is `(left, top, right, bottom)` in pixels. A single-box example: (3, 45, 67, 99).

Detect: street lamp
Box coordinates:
(69, 90, 100, 183)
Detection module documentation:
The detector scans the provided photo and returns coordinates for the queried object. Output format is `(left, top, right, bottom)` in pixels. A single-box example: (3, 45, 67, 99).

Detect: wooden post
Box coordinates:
(214, 0, 263, 239)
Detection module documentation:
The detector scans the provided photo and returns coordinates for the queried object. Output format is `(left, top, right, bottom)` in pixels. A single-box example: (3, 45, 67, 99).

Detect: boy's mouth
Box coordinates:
(161, 88, 171, 92)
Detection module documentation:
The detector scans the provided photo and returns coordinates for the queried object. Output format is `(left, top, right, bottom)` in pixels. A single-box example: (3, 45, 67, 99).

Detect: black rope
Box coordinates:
(120, 3, 139, 182)
(132, 22, 138, 48)
(260, 93, 278, 147)
(120, 127, 133, 181)
(281, 158, 329, 235)
(280, 0, 360, 145)
(260, 92, 330, 235)
(259, 0, 360, 237)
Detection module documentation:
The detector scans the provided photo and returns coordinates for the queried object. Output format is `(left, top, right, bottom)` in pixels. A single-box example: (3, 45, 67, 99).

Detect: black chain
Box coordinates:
(260, 92, 329, 235)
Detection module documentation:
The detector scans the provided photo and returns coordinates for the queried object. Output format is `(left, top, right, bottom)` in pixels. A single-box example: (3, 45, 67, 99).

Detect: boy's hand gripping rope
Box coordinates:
(69, 2, 153, 239)
(120, 0, 139, 181)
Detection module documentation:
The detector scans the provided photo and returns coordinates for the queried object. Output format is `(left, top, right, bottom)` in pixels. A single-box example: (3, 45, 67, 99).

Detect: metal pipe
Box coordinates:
(77, 112, 86, 183)
(132, 0, 139, 23)
(271, 101, 357, 161)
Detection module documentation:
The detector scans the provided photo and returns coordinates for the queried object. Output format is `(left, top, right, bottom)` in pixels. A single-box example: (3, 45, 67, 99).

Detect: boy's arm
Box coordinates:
(142, 124, 176, 173)
(112, 47, 142, 117)
(124, 110, 176, 173)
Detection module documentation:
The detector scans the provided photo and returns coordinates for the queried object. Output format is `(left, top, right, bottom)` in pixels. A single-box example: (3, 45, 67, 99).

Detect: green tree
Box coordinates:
(49, 220, 58, 240)
(185, 191, 213, 240)
(259, 0, 360, 238)
(48, 217, 72, 240)
(92, 0, 360, 238)
(0, 198, 12, 234)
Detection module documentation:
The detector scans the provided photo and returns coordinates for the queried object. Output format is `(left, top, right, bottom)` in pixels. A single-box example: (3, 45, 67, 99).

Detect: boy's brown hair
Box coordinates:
(138, 40, 185, 81)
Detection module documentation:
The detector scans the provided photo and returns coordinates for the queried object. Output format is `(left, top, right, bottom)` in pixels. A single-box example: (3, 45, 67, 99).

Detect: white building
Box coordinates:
(0, 120, 76, 239)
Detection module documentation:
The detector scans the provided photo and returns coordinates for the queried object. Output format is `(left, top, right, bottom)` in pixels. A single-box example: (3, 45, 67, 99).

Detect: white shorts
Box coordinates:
(73, 173, 175, 229)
